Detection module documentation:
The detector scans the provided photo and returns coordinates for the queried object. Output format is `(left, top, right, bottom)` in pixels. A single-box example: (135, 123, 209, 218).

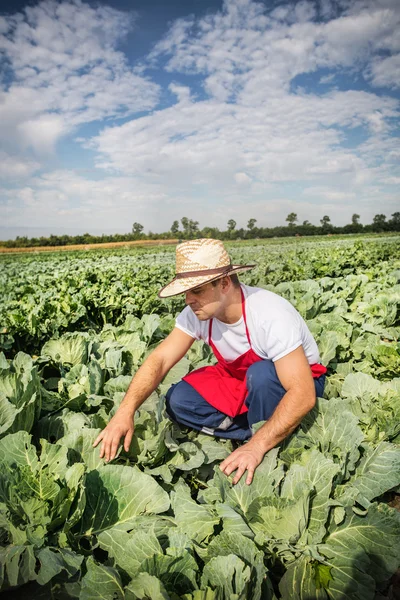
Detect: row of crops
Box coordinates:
(1, 235, 400, 599)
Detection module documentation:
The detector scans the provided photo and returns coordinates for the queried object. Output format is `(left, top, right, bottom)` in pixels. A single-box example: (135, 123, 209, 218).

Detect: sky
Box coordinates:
(0, 0, 399, 239)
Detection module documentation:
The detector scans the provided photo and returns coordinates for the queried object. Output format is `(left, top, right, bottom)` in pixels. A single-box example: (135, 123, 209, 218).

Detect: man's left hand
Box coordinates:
(219, 439, 266, 485)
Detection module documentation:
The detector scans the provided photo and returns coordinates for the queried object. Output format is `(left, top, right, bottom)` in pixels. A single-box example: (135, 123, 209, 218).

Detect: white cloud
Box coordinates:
(318, 0, 338, 21)
(303, 186, 357, 201)
(1, 0, 399, 235)
(88, 87, 397, 193)
(72, 0, 399, 228)
(235, 172, 251, 184)
(150, 0, 400, 103)
(319, 73, 335, 84)
(17, 115, 67, 154)
(366, 53, 400, 88)
(0, 0, 160, 154)
(0, 152, 40, 179)
(0, 170, 168, 231)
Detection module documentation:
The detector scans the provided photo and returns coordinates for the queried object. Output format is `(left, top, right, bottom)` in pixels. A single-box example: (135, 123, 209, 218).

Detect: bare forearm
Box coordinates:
(118, 353, 167, 416)
(252, 388, 315, 453)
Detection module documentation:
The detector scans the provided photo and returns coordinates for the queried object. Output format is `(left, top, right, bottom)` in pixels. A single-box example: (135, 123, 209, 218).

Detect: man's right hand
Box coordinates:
(92, 328, 194, 463)
(92, 410, 134, 462)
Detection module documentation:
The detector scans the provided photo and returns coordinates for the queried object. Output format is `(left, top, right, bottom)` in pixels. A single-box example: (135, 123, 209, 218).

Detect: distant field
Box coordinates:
(1, 234, 400, 599)
(0, 238, 179, 253)
(0, 231, 397, 253)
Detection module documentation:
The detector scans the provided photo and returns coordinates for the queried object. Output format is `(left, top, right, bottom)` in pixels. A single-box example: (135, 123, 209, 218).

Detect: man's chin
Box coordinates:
(193, 310, 207, 320)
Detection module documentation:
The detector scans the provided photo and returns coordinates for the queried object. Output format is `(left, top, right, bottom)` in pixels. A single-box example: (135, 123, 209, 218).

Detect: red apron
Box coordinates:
(183, 288, 327, 418)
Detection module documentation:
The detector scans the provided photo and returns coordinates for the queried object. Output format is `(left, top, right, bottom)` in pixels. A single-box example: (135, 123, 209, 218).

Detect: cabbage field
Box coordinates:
(1, 235, 400, 599)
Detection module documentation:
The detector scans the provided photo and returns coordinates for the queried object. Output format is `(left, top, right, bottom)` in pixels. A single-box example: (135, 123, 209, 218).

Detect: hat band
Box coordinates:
(175, 264, 232, 279)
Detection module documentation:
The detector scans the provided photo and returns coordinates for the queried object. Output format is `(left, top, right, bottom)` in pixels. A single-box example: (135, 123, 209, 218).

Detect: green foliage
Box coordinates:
(1, 236, 399, 356)
(0, 236, 399, 598)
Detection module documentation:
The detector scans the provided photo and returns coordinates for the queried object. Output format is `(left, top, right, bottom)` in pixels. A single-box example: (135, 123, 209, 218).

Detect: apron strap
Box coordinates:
(241, 285, 252, 347)
(208, 286, 252, 348)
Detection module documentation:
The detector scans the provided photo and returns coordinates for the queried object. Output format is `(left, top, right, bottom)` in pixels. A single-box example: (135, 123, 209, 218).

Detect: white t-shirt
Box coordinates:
(175, 284, 320, 364)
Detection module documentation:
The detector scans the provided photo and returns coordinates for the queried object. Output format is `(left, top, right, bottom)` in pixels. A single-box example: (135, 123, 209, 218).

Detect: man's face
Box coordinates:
(185, 281, 223, 320)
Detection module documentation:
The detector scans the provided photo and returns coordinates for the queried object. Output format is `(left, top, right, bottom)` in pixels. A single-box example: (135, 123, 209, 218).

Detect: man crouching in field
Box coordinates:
(94, 239, 326, 484)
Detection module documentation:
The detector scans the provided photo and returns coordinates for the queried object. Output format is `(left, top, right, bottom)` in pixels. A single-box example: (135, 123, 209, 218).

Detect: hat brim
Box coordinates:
(158, 264, 256, 298)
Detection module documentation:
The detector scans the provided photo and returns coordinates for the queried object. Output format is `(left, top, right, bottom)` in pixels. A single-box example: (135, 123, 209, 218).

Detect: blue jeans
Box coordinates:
(165, 360, 326, 441)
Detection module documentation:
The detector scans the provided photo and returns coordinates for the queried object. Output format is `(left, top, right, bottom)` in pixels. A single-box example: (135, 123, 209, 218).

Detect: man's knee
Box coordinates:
(246, 360, 281, 393)
(165, 381, 189, 417)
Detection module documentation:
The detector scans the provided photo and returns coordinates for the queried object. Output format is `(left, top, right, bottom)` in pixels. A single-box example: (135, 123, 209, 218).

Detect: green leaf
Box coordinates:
(214, 448, 284, 516)
(168, 441, 206, 471)
(297, 398, 364, 479)
(0, 545, 36, 589)
(337, 442, 400, 507)
(201, 554, 251, 599)
(318, 331, 341, 366)
(79, 465, 170, 535)
(39, 439, 69, 480)
(41, 333, 89, 366)
(34, 409, 91, 443)
(0, 431, 39, 471)
(314, 563, 333, 590)
(181, 589, 220, 600)
(36, 547, 83, 585)
(0, 355, 40, 438)
(248, 484, 311, 544)
(142, 314, 161, 343)
(341, 372, 382, 400)
(132, 413, 170, 468)
(279, 556, 329, 600)
(171, 480, 219, 543)
(215, 503, 254, 539)
(125, 572, 171, 600)
(58, 428, 104, 471)
(98, 525, 163, 577)
(201, 531, 266, 600)
(159, 357, 190, 395)
(195, 434, 231, 464)
(104, 375, 132, 397)
(281, 450, 340, 544)
(140, 552, 198, 596)
(320, 503, 400, 596)
(80, 556, 124, 600)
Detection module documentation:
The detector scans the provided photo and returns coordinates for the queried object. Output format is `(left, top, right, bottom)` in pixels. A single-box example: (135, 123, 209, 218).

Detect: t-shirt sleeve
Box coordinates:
(261, 310, 303, 362)
(175, 306, 202, 340)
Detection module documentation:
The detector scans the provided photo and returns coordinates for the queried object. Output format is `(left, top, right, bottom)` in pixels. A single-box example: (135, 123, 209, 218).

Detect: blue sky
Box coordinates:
(0, 0, 399, 238)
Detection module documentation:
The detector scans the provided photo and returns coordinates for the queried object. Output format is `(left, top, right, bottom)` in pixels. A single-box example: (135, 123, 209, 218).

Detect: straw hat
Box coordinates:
(158, 238, 255, 298)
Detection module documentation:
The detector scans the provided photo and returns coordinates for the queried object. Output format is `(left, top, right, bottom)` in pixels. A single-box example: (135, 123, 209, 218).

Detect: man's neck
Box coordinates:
(215, 285, 243, 324)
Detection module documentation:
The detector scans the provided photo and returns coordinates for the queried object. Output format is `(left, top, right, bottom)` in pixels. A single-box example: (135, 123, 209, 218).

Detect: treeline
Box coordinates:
(2, 213, 400, 248)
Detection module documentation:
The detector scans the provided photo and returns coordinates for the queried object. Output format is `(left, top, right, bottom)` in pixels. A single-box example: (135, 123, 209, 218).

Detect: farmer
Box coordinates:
(94, 239, 326, 484)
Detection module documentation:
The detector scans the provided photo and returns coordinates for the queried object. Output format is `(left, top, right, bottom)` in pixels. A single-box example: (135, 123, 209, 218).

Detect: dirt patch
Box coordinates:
(388, 493, 400, 512)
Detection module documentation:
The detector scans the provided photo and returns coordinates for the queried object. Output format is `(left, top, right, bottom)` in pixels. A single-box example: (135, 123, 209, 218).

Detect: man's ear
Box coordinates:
(220, 276, 231, 291)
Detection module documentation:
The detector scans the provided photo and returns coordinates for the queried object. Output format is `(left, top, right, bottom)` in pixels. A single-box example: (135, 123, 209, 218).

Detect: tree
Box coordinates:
(286, 212, 298, 227)
(190, 220, 200, 236)
(132, 222, 144, 236)
(302, 220, 311, 226)
(320, 215, 331, 228)
(372, 214, 386, 228)
(390, 212, 400, 225)
(247, 218, 257, 231)
(201, 226, 221, 239)
(181, 217, 199, 237)
(227, 219, 236, 232)
(351, 214, 360, 225)
(171, 220, 179, 235)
